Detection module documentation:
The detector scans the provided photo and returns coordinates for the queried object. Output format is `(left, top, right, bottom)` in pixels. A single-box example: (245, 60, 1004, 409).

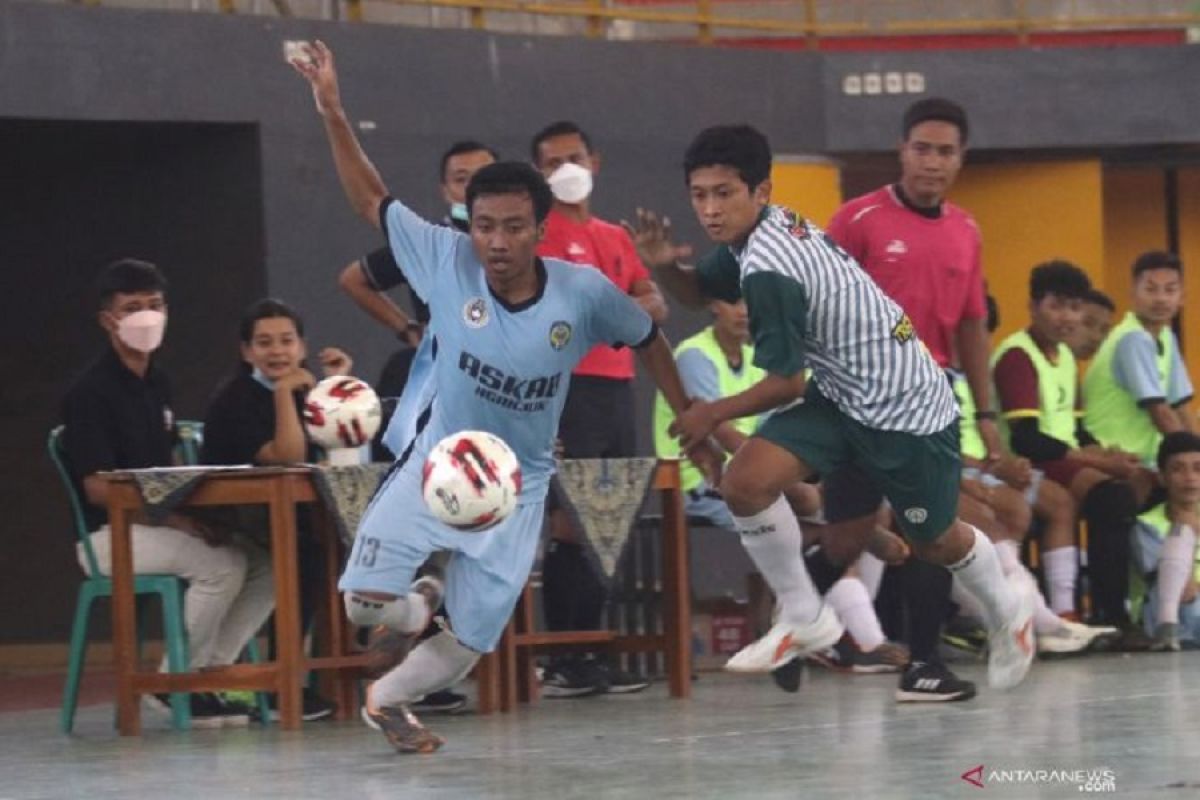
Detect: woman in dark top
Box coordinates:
(203, 298, 351, 720)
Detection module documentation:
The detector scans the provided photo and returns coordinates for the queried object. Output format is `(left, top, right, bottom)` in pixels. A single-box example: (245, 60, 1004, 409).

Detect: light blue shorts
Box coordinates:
(339, 458, 545, 653)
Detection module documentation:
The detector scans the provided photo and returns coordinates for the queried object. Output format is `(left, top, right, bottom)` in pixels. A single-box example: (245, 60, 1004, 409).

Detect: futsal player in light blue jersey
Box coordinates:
(292, 41, 718, 754)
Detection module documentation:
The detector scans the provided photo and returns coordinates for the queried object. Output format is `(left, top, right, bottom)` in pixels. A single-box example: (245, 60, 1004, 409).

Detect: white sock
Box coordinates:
(735, 495, 821, 625)
(826, 577, 885, 650)
(947, 526, 1018, 632)
(1028, 567, 1065, 635)
(856, 552, 886, 600)
(951, 577, 986, 622)
(1042, 546, 1079, 615)
(371, 631, 479, 708)
(994, 539, 1021, 576)
(1157, 524, 1197, 626)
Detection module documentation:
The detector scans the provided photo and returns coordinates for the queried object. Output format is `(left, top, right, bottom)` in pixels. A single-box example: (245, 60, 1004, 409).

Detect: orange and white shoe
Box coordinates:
(725, 604, 844, 673)
(987, 572, 1036, 690)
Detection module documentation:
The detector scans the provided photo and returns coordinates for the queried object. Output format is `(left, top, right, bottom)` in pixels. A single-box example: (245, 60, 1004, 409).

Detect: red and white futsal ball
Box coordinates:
(422, 431, 522, 532)
(303, 376, 382, 450)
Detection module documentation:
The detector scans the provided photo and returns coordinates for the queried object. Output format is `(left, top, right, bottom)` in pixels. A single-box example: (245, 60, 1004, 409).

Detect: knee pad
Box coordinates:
(344, 592, 420, 631)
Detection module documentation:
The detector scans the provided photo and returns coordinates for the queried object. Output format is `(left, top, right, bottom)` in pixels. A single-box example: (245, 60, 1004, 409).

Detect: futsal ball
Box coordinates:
(303, 376, 382, 451)
(422, 431, 522, 532)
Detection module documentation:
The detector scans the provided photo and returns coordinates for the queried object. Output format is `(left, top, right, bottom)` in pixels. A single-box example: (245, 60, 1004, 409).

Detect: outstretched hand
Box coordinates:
(622, 208, 693, 269)
(288, 40, 341, 116)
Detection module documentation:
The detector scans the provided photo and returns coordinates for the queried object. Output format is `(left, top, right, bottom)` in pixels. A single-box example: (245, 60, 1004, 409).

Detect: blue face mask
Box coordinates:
(449, 202, 469, 223)
(251, 367, 276, 391)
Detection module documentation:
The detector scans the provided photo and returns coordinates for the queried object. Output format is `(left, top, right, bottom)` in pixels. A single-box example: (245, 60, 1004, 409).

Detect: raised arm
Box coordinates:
(290, 41, 388, 226)
(623, 209, 705, 308)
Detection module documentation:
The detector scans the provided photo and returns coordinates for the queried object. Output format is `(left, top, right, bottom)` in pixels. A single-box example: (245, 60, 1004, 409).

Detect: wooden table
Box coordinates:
(103, 467, 368, 735)
(475, 459, 690, 713)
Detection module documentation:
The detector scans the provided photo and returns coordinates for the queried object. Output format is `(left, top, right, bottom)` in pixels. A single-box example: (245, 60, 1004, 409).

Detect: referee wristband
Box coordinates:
(974, 410, 998, 422)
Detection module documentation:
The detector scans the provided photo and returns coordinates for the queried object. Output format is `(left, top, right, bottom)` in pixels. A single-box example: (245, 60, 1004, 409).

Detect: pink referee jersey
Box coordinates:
(826, 185, 985, 369)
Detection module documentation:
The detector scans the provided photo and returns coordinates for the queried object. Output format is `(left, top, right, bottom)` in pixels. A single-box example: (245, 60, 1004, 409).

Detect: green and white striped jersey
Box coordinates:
(697, 205, 958, 435)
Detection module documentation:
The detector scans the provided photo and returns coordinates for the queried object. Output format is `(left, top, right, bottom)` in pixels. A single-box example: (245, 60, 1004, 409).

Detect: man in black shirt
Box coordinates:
(61, 259, 274, 727)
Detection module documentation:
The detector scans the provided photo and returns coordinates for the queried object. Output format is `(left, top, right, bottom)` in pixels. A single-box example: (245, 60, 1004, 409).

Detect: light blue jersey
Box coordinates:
(341, 197, 655, 652)
(380, 196, 655, 500)
(381, 334, 435, 458)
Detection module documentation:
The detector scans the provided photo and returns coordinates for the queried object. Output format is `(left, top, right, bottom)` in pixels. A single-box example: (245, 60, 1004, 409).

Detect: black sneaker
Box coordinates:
(143, 693, 216, 730)
(809, 636, 910, 674)
(541, 658, 606, 698)
(1090, 622, 1154, 653)
(213, 693, 252, 726)
(411, 689, 469, 714)
(941, 617, 988, 656)
(595, 662, 650, 694)
(266, 688, 336, 721)
(895, 661, 977, 703)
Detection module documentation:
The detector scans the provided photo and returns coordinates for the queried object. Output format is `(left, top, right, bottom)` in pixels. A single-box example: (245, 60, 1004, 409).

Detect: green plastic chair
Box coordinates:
(50, 425, 191, 732)
(52, 423, 271, 732)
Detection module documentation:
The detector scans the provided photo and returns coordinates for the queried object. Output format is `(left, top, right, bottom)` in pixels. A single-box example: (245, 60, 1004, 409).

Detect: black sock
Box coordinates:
(899, 558, 952, 664)
(1082, 480, 1136, 625)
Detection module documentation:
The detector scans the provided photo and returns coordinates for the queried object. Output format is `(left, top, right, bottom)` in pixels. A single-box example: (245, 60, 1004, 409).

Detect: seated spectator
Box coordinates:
(61, 259, 273, 727)
(202, 298, 350, 721)
(992, 261, 1150, 648)
(1085, 251, 1194, 472)
(1132, 431, 1200, 651)
(1066, 288, 1115, 362)
(652, 300, 906, 674)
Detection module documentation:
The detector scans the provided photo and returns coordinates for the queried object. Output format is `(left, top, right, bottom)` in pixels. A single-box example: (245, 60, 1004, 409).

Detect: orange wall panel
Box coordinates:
(770, 157, 842, 229)
(1178, 168, 1200, 366)
(1101, 169, 1167, 318)
(950, 160, 1105, 342)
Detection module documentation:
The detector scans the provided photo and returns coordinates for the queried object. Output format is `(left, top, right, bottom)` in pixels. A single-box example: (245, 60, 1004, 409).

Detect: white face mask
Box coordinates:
(548, 163, 594, 205)
(116, 309, 167, 353)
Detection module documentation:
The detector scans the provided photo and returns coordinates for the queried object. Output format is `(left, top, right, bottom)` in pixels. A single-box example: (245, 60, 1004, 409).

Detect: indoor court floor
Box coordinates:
(2, 655, 1197, 799)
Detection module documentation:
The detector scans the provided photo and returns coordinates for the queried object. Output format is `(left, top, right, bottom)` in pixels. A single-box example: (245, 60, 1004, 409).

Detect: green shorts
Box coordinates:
(755, 384, 961, 542)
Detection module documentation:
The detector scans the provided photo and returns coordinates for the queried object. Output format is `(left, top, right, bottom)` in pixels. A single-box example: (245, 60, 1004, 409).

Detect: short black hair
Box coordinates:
(439, 140, 499, 183)
(1030, 260, 1091, 302)
(683, 125, 772, 190)
(530, 121, 593, 164)
(1132, 250, 1183, 281)
(1157, 430, 1200, 473)
(985, 294, 1000, 334)
(466, 161, 554, 224)
(902, 98, 969, 144)
(239, 298, 305, 344)
(1083, 288, 1115, 312)
(97, 258, 167, 309)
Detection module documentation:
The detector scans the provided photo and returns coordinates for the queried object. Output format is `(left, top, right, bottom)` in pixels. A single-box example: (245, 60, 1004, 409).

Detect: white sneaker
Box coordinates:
(988, 573, 1036, 690)
(725, 604, 844, 673)
(1038, 619, 1116, 654)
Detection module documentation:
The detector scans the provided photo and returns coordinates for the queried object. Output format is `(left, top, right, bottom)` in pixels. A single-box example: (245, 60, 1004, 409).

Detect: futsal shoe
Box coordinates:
(987, 572, 1036, 690)
(1149, 622, 1181, 652)
(726, 604, 844, 673)
(363, 686, 444, 755)
(1037, 619, 1116, 657)
(364, 575, 444, 678)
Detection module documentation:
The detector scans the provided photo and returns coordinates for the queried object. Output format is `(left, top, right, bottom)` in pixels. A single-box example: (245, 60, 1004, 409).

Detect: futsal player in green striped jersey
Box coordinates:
(633, 125, 1037, 691)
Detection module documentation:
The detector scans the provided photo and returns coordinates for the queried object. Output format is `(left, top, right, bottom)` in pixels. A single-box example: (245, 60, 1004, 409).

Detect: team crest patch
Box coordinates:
(904, 507, 928, 525)
(463, 297, 489, 328)
(549, 320, 573, 350)
(891, 314, 915, 344)
(780, 208, 810, 239)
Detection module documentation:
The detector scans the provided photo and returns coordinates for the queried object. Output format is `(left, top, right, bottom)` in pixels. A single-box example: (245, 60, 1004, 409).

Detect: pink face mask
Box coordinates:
(116, 309, 167, 353)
